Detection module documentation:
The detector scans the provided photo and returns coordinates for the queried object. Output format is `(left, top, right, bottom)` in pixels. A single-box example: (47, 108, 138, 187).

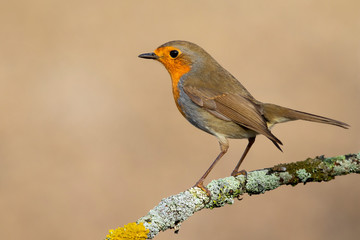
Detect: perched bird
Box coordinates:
(138, 40, 349, 194)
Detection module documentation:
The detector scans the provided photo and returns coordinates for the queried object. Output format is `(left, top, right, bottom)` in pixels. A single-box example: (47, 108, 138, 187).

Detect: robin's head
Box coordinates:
(138, 40, 214, 79)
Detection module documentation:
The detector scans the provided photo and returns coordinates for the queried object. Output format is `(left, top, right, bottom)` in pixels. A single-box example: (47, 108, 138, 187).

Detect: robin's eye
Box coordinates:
(169, 50, 179, 58)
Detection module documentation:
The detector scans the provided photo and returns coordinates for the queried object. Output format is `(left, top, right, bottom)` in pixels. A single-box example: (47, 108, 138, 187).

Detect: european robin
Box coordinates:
(138, 40, 349, 194)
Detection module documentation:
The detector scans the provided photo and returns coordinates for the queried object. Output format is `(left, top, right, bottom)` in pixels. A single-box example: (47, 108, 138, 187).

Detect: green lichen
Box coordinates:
(246, 170, 280, 194)
(188, 188, 209, 209)
(279, 171, 293, 184)
(296, 169, 311, 183)
(205, 176, 241, 209)
(138, 190, 204, 238)
(326, 155, 346, 163)
(333, 159, 360, 175)
(274, 157, 334, 185)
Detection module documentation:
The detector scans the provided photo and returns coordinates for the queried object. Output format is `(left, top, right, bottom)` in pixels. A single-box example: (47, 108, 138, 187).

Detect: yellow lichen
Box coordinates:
(106, 222, 149, 240)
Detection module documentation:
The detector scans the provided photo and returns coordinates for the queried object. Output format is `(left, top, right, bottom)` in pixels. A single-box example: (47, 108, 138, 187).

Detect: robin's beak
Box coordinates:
(138, 52, 159, 60)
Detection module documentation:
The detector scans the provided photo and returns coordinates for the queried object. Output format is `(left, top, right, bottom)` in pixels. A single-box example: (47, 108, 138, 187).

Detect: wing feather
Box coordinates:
(184, 85, 282, 147)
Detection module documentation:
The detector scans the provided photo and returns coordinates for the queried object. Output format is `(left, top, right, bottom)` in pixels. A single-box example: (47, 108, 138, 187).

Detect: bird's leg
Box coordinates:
(194, 138, 229, 196)
(231, 137, 256, 176)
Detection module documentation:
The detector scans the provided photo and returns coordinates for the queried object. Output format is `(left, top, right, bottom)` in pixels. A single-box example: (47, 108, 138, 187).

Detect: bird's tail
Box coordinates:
(263, 103, 350, 129)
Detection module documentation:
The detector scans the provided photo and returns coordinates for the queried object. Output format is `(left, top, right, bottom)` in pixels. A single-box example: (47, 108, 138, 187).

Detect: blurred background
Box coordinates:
(0, 0, 359, 239)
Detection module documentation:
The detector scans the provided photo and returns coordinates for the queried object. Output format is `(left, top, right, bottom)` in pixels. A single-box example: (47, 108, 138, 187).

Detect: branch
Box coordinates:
(106, 153, 360, 239)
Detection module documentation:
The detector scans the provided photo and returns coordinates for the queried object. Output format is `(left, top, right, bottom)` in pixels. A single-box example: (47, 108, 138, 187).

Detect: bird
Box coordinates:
(138, 40, 349, 194)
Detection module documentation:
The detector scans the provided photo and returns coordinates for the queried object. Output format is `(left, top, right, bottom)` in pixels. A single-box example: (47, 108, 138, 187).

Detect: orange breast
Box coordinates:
(156, 55, 191, 116)
(169, 64, 191, 116)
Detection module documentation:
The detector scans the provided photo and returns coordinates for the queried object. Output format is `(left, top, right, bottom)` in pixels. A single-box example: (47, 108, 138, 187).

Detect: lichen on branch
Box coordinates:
(107, 153, 360, 239)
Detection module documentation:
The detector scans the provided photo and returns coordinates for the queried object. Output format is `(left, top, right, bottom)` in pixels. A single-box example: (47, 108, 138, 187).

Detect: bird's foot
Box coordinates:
(231, 169, 247, 178)
(193, 181, 211, 197)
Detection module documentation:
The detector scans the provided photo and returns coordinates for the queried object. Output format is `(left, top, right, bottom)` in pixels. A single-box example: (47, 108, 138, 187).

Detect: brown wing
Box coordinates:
(183, 85, 282, 149)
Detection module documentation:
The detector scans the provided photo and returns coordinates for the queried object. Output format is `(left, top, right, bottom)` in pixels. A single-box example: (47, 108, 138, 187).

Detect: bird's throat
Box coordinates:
(167, 63, 191, 117)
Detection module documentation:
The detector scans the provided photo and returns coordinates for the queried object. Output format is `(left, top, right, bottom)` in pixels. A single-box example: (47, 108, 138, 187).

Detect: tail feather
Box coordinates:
(263, 103, 350, 129)
(271, 138, 283, 152)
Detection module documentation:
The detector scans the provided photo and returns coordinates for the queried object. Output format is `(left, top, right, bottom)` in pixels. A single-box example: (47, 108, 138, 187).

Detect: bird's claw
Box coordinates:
(231, 169, 248, 178)
(194, 181, 211, 197)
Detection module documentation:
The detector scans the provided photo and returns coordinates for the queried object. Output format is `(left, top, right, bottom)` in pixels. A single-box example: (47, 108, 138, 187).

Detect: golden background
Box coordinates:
(1, 1, 359, 239)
